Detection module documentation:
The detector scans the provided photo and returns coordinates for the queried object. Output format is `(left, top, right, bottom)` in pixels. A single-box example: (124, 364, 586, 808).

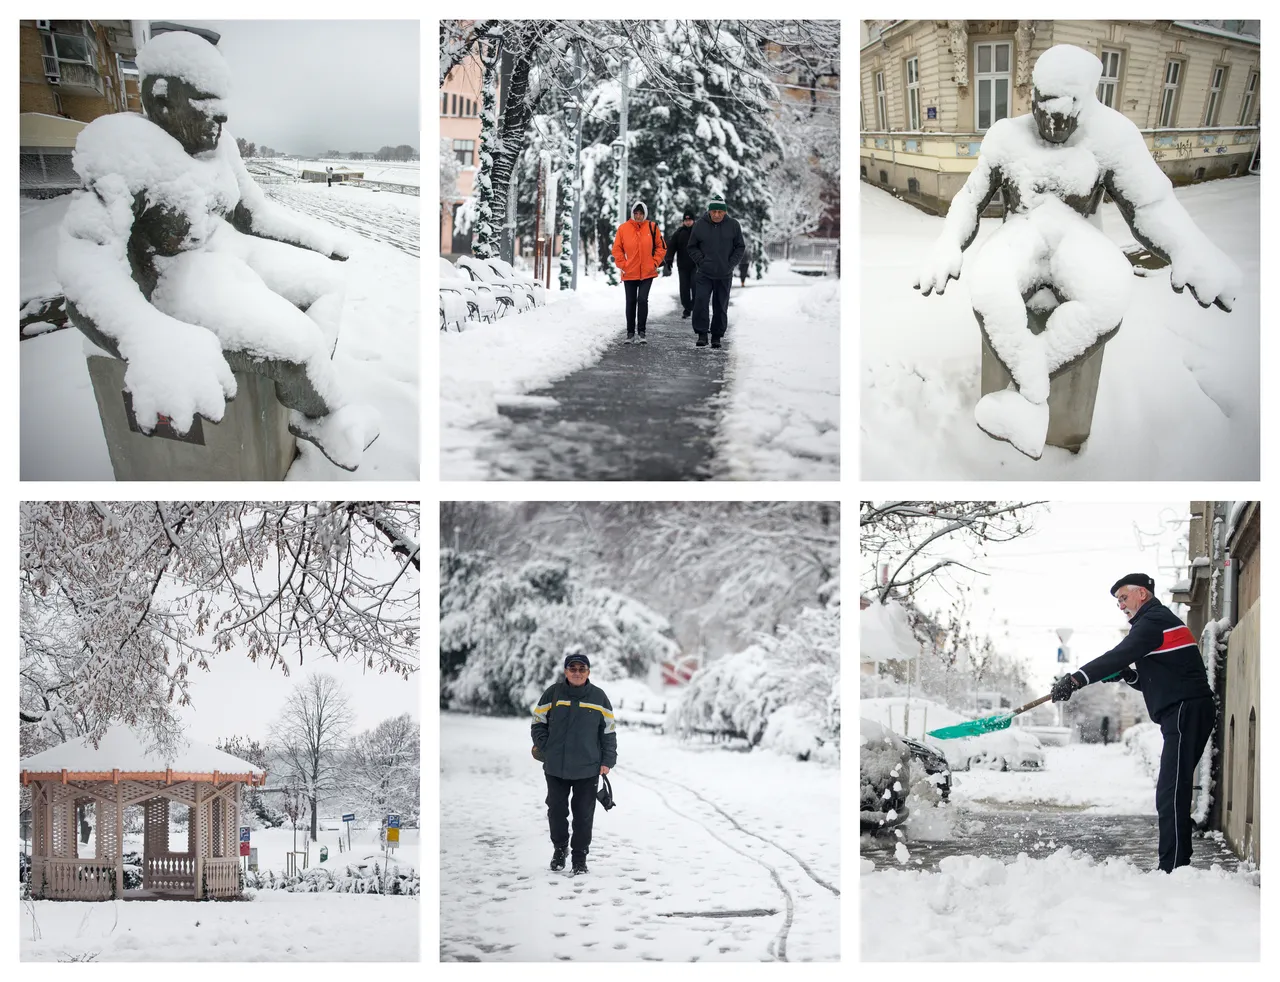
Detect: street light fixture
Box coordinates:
(611, 139, 625, 164)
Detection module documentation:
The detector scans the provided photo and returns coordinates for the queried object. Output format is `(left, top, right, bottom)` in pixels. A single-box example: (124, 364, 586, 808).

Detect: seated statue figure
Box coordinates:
(57, 29, 378, 471)
(914, 43, 1241, 459)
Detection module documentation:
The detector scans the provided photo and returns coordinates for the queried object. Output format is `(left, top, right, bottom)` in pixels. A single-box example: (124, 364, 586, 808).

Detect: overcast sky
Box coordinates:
(899, 501, 1192, 692)
(177, 20, 419, 155)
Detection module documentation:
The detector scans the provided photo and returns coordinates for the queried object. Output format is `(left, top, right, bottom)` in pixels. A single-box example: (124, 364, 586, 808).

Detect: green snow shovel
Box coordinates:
(926, 671, 1121, 740)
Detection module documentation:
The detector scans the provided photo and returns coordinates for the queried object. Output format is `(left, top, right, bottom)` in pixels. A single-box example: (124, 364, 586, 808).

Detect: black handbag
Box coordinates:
(596, 774, 615, 811)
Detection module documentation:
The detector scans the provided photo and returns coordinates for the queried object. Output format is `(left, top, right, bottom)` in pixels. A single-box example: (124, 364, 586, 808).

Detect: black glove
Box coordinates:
(531, 745, 545, 762)
(1050, 673, 1082, 702)
(662, 264, 672, 277)
(1119, 667, 1139, 685)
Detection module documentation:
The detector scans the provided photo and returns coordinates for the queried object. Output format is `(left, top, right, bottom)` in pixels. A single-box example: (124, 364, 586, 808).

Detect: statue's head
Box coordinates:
(1031, 45, 1102, 144)
(136, 31, 231, 156)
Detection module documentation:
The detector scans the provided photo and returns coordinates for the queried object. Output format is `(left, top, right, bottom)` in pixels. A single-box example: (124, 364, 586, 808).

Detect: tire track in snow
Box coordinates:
(626, 771, 794, 961)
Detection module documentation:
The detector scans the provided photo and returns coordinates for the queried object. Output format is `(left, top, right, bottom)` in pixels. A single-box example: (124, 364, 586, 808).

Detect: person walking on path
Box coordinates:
(1050, 573, 1215, 873)
(662, 208, 698, 318)
(611, 201, 667, 344)
(738, 255, 750, 288)
(686, 196, 745, 349)
(531, 651, 617, 875)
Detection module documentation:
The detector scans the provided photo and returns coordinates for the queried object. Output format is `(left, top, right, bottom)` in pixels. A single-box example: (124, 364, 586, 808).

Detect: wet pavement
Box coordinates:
(481, 305, 728, 480)
(862, 810, 1245, 873)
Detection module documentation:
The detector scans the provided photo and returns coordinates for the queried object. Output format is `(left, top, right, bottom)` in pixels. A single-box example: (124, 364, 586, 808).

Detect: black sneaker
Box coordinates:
(695, 334, 709, 347)
(710, 337, 722, 349)
(682, 309, 692, 319)
(550, 844, 568, 871)
(637, 331, 648, 344)
(572, 856, 589, 875)
(625, 332, 636, 344)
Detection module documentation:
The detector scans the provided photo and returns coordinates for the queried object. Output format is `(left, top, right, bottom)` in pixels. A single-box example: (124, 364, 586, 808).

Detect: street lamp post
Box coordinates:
(616, 61, 629, 225)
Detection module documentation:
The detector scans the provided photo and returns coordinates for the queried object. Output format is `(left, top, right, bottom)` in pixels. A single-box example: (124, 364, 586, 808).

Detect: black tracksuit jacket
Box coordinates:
(531, 679, 618, 780)
(1070, 598, 1213, 721)
(686, 213, 746, 280)
(664, 224, 695, 272)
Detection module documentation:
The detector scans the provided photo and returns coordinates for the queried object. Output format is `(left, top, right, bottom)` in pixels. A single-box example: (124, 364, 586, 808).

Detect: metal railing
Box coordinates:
(345, 179, 419, 196)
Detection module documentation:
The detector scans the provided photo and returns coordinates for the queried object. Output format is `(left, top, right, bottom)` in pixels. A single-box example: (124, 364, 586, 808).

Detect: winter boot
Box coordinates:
(572, 854, 589, 875)
(638, 330, 648, 344)
(550, 844, 568, 871)
(695, 334, 709, 347)
(710, 337, 723, 349)
(625, 331, 636, 344)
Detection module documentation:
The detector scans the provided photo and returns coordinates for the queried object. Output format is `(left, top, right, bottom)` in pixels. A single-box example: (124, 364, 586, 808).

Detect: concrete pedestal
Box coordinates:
(87, 355, 296, 480)
(978, 306, 1119, 454)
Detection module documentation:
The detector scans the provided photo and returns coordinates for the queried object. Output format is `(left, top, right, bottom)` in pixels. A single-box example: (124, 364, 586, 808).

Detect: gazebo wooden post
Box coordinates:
(115, 781, 124, 897)
(194, 782, 204, 900)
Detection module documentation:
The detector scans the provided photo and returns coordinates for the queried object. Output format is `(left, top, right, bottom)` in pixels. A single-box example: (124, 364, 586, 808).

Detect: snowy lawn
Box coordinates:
(19, 891, 418, 962)
(718, 264, 840, 480)
(440, 713, 839, 962)
(18, 187, 418, 481)
(861, 175, 1259, 478)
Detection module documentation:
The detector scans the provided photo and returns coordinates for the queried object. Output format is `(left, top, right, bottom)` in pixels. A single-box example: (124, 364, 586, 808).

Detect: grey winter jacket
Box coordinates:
(687, 213, 746, 280)
(531, 679, 618, 780)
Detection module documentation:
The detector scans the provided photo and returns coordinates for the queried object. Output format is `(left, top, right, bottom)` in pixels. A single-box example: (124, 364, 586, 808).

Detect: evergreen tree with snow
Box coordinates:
(558, 134, 575, 291)
(470, 54, 500, 258)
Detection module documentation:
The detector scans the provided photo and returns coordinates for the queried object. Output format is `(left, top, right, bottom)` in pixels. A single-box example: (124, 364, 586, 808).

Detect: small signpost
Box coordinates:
(342, 812, 355, 852)
(248, 847, 258, 872)
(382, 814, 400, 895)
(239, 826, 250, 876)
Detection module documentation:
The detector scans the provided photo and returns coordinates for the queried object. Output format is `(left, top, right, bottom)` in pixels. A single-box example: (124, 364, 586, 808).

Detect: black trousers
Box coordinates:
(546, 773, 599, 857)
(624, 278, 654, 332)
(676, 263, 694, 313)
(1155, 696, 1216, 872)
(692, 272, 732, 337)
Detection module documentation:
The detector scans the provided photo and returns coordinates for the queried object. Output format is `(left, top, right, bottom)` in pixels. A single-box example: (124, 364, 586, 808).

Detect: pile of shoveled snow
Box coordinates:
(861, 846, 1258, 961)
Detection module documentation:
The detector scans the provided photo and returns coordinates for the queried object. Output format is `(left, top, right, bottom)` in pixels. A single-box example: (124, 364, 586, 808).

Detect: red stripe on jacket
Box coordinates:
(1153, 625, 1196, 652)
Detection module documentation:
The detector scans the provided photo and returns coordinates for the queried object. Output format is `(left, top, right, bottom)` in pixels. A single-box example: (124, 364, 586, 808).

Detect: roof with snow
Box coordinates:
(20, 725, 266, 784)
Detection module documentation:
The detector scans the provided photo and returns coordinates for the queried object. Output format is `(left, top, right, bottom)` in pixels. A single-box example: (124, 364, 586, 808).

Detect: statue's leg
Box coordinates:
(1041, 224, 1134, 374)
(967, 220, 1053, 404)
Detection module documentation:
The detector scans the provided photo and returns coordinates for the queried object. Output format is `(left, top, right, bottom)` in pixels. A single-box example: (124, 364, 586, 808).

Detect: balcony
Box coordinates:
(54, 60, 104, 95)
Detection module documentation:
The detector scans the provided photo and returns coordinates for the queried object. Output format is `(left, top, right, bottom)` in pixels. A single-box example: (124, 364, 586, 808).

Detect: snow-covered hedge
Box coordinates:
(246, 857, 418, 895)
(1122, 722, 1163, 783)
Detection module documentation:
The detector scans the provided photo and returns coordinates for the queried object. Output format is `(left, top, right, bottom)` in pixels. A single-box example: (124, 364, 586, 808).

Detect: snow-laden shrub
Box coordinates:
(1122, 721, 1163, 783)
(245, 858, 418, 895)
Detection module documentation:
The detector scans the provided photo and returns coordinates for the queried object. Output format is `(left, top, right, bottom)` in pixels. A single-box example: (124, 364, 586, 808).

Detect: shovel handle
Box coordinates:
(1014, 670, 1122, 717)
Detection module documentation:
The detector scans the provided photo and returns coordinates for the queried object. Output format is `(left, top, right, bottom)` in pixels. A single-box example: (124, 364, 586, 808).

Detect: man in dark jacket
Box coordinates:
(1050, 574, 1215, 872)
(531, 651, 617, 875)
(686, 196, 746, 349)
(662, 209, 698, 318)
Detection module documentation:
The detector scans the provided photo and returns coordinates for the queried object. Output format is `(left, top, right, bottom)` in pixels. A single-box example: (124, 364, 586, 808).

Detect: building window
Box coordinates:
(1227, 715, 1235, 812)
(1097, 48, 1121, 108)
(1246, 708, 1256, 824)
(905, 57, 921, 130)
(451, 93, 459, 116)
(974, 41, 1012, 131)
(453, 139, 475, 166)
(1240, 71, 1258, 125)
(875, 71, 886, 129)
(441, 92, 448, 114)
(907, 177, 920, 195)
(1204, 66, 1227, 126)
(1159, 59, 1182, 127)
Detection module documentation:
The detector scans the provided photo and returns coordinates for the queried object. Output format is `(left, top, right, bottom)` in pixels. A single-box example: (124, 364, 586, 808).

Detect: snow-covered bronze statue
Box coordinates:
(58, 30, 378, 470)
(914, 44, 1241, 459)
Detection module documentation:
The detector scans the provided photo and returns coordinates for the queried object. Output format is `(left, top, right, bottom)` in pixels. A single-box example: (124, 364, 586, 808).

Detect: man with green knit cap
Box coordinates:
(686, 195, 746, 348)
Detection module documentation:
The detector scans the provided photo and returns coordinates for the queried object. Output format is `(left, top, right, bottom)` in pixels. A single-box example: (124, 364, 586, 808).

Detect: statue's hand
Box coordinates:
(915, 240, 962, 297)
(329, 250, 349, 262)
(1169, 249, 1241, 313)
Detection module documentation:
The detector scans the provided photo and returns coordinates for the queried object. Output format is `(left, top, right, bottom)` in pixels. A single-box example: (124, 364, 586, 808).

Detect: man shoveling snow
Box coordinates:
(1049, 573, 1214, 873)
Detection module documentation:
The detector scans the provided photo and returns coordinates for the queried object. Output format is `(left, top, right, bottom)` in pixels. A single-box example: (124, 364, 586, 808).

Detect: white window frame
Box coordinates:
(1160, 59, 1182, 127)
(906, 57, 921, 130)
(1204, 65, 1226, 126)
(973, 41, 1012, 132)
(875, 71, 886, 130)
(1097, 48, 1122, 108)
(1239, 70, 1258, 125)
(453, 138, 475, 167)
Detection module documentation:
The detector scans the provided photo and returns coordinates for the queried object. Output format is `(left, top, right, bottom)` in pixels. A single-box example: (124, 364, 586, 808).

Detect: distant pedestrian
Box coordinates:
(662, 208, 698, 318)
(686, 196, 745, 349)
(1100, 715, 1110, 746)
(531, 651, 617, 875)
(738, 256, 750, 288)
(611, 201, 667, 344)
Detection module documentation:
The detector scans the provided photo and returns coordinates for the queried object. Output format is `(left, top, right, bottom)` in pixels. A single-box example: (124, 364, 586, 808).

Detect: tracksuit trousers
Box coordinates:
(546, 773, 600, 858)
(692, 272, 731, 338)
(1155, 695, 1216, 872)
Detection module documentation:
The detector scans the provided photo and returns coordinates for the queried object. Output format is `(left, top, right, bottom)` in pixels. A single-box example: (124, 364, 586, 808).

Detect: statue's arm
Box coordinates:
(1102, 127, 1240, 310)
(915, 156, 1000, 296)
(227, 148, 349, 261)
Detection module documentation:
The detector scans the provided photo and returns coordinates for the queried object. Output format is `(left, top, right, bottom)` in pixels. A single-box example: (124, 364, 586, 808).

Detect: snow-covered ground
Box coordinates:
(20, 891, 418, 961)
(949, 742, 1155, 815)
(264, 180, 419, 257)
(18, 185, 418, 481)
(285, 158, 420, 187)
(861, 176, 1260, 478)
(440, 713, 839, 962)
(719, 264, 839, 479)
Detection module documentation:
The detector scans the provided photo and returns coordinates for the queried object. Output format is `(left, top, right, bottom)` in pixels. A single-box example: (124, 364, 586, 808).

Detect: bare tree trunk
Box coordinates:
(490, 53, 533, 241)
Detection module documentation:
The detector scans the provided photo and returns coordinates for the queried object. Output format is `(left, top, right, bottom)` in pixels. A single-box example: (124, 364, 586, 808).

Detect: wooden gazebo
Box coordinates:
(21, 726, 266, 901)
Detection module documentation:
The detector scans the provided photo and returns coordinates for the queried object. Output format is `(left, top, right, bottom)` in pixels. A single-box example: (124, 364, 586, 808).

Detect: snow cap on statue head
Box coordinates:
(137, 30, 232, 98)
(631, 201, 647, 218)
(1031, 44, 1101, 143)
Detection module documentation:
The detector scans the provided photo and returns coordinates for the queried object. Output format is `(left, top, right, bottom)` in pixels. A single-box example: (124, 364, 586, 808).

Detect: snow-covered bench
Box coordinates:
(454, 257, 535, 314)
(439, 289, 468, 332)
(481, 257, 548, 307)
(438, 257, 501, 325)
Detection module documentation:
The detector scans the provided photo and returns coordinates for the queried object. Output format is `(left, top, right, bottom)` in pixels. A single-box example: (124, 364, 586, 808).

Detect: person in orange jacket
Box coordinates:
(611, 201, 667, 344)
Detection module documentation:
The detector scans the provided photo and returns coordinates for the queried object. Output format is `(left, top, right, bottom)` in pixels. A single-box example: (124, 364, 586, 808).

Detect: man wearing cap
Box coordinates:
(1050, 574, 1215, 872)
(662, 208, 699, 318)
(686, 196, 746, 348)
(531, 651, 618, 875)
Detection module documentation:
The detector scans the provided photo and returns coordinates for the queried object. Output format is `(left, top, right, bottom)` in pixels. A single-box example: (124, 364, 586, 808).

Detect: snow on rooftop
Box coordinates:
(20, 725, 264, 776)
(136, 30, 231, 97)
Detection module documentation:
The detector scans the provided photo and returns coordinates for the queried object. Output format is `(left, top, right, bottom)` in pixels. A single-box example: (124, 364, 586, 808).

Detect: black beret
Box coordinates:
(1110, 573, 1155, 596)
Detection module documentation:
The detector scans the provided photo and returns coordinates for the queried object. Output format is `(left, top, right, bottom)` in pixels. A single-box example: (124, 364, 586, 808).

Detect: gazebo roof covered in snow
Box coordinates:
(20, 725, 266, 785)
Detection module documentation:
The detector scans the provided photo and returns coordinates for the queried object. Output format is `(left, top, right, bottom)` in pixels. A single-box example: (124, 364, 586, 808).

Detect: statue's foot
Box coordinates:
(974, 387, 1050, 460)
(289, 405, 381, 471)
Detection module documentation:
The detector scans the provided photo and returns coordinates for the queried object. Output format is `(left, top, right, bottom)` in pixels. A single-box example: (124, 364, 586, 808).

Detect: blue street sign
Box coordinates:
(386, 814, 400, 829)
(342, 813, 355, 822)
(239, 826, 251, 842)
(1057, 646, 1069, 663)
(926, 107, 937, 120)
